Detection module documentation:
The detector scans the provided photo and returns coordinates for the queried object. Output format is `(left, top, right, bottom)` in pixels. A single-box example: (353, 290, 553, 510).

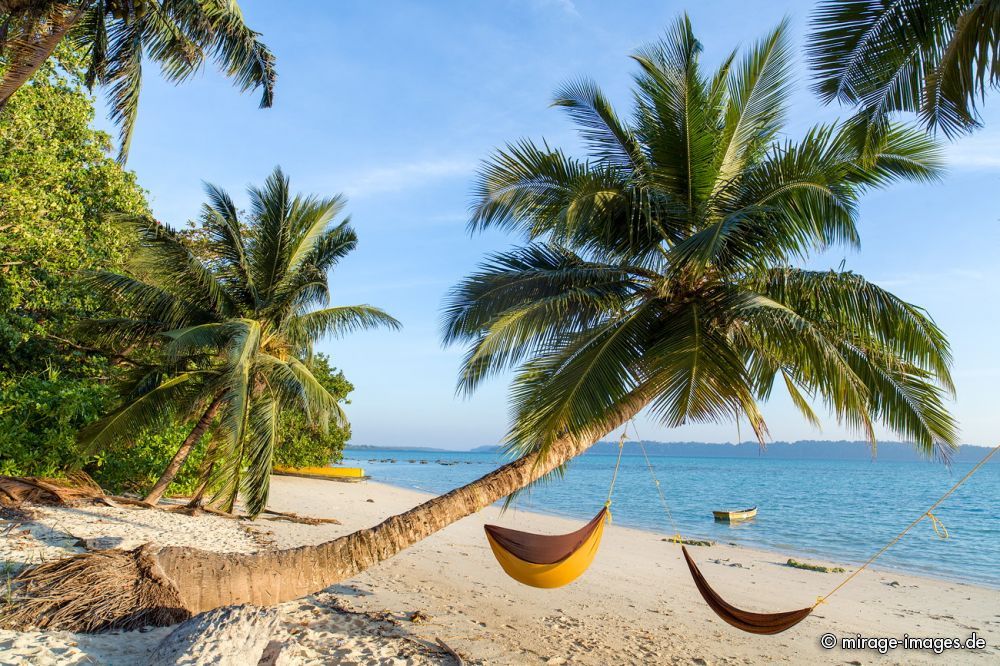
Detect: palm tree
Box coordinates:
(448, 15, 957, 464)
(79, 167, 400, 516)
(0, 17, 959, 632)
(0, 0, 275, 160)
(808, 0, 1000, 138)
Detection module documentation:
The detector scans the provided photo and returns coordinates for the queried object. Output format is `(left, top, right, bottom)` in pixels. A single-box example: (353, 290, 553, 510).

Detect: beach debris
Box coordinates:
(258, 509, 341, 526)
(661, 537, 714, 547)
(0, 473, 106, 508)
(708, 558, 748, 569)
(785, 558, 845, 574)
(148, 604, 279, 666)
(435, 637, 466, 665)
(545, 657, 567, 665)
(410, 609, 431, 624)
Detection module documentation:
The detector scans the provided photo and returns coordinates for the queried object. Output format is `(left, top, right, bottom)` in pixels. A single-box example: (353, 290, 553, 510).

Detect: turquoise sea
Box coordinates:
(344, 446, 1000, 587)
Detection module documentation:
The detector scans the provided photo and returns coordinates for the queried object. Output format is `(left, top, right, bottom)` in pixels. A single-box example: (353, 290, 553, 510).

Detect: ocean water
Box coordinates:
(343, 447, 1000, 587)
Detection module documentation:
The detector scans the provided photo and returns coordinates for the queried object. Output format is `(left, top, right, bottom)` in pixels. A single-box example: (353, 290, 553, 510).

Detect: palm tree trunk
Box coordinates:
(0, 4, 86, 108)
(143, 397, 223, 506)
(1, 393, 649, 631)
(185, 462, 214, 508)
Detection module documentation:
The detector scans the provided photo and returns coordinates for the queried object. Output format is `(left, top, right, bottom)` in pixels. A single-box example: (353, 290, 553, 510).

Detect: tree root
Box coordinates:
(0, 545, 189, 632)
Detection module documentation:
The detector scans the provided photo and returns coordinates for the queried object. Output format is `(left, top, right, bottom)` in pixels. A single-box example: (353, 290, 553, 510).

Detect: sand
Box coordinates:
(1, 475, 997, 664)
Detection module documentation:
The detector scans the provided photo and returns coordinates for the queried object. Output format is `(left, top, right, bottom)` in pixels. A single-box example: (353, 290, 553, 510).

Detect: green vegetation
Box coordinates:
(786, 558, 846, 574)
(79, 167, 398, 515)
(444, 15, 958, 464)
(0, 0, 275, 160)
(0, 51, 145, 477)
(809, 1, 1000, 138)
(91, 354, 355, 495)
(275, 353, 354, 469)
(0, 59, 358, 507)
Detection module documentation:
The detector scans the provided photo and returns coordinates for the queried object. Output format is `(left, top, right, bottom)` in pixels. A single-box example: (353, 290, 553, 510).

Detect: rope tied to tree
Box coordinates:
(604, 427, 628, 523)
(814, 443, 1000, 608)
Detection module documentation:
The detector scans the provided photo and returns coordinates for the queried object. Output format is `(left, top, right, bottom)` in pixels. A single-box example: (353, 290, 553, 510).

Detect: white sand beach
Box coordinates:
(1, 475, 997, 665)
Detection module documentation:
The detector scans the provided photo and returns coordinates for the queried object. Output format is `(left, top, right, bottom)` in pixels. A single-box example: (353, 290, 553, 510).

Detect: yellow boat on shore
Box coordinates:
(712, 506, 757, 522)
(274, 466, 368, 482)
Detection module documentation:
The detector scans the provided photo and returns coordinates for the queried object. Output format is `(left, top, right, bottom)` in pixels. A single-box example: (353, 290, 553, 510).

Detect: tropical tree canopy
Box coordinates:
(444, 15, 959, 463)
(0, 48, 149, 476)
(0, 0, 276, 160)
(808, 0, 1000, 138)
(80, 167, 400, 515)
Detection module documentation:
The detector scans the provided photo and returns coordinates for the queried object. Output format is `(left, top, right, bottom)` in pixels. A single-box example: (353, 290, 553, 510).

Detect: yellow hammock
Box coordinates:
(484, 429, 627, 588)
(484, 507, 608, 588)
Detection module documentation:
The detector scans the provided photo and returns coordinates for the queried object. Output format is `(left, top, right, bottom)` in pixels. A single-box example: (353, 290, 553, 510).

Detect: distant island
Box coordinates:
(467, 440, 996, 463)
(346, 444, 455, 453)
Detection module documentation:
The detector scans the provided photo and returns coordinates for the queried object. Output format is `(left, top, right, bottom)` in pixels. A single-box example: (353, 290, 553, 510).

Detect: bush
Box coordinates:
(0, 370, 112, 477)
(275, 354, 354, 469)
(0, 49, 151, 485)
(89, 424, 211, 497)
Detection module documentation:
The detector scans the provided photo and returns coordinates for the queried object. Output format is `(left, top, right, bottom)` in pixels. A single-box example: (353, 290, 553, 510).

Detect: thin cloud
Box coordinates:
(342, 158, 476, 198)
(945, 133, 1000, 170)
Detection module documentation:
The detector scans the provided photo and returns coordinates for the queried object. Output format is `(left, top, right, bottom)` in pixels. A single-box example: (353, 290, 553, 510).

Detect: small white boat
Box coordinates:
(712, 506, 757, 522)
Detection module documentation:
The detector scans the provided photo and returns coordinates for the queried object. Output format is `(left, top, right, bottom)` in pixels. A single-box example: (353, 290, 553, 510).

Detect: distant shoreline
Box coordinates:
(348, 440, 997, 463)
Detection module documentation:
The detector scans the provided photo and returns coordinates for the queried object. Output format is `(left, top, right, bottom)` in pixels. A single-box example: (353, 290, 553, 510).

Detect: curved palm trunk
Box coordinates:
(143, 397, 223, 506)
(185, 462, 214, 508)
(0, 4, 86, 108)
(1, 393, 649, 631)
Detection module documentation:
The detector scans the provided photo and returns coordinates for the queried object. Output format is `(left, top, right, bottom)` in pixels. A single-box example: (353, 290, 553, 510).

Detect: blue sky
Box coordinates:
(98, 0, 1000, 449)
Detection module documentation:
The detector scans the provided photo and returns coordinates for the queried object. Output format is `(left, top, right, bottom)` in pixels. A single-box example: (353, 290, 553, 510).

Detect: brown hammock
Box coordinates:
(682, 546, 814, 635)
(484, 507, 608, 564)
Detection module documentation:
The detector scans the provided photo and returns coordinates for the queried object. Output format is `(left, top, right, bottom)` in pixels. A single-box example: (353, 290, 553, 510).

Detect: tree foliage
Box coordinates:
(445, 15, 958, 464)
(0, 50, 150, 477)
(0, 0, 276, 161)
(274, 353, 353, 469)
(808, 0, 1000, 138)
(81, 168, 398, 515)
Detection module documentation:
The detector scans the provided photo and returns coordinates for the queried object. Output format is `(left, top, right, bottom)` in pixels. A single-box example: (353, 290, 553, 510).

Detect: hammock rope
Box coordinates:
(630, 419, 999, 632)
(636, 431, 681, 540)
(604, 427, 628, 520)
(484, 426, 630, 588)
(815, 442, 999, 607)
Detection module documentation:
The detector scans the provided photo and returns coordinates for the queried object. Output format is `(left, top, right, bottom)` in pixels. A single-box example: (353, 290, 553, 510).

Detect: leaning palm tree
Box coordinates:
(0, 0, 275, 160)
(808, 0, 1000, 138)
(0, 17, 958, 632)
(79, 167, 400, 516)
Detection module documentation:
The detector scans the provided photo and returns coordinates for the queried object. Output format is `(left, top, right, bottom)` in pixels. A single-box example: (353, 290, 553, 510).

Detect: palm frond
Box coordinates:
(504, 303, 657, 457)
(713, 17, 795, 196)
(807, 0, 988, 137)
(239, 392, 279, 517)
(553, 78, 648, 172)
(78, 372, 207, 451)
(289, 306, 401, 347)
